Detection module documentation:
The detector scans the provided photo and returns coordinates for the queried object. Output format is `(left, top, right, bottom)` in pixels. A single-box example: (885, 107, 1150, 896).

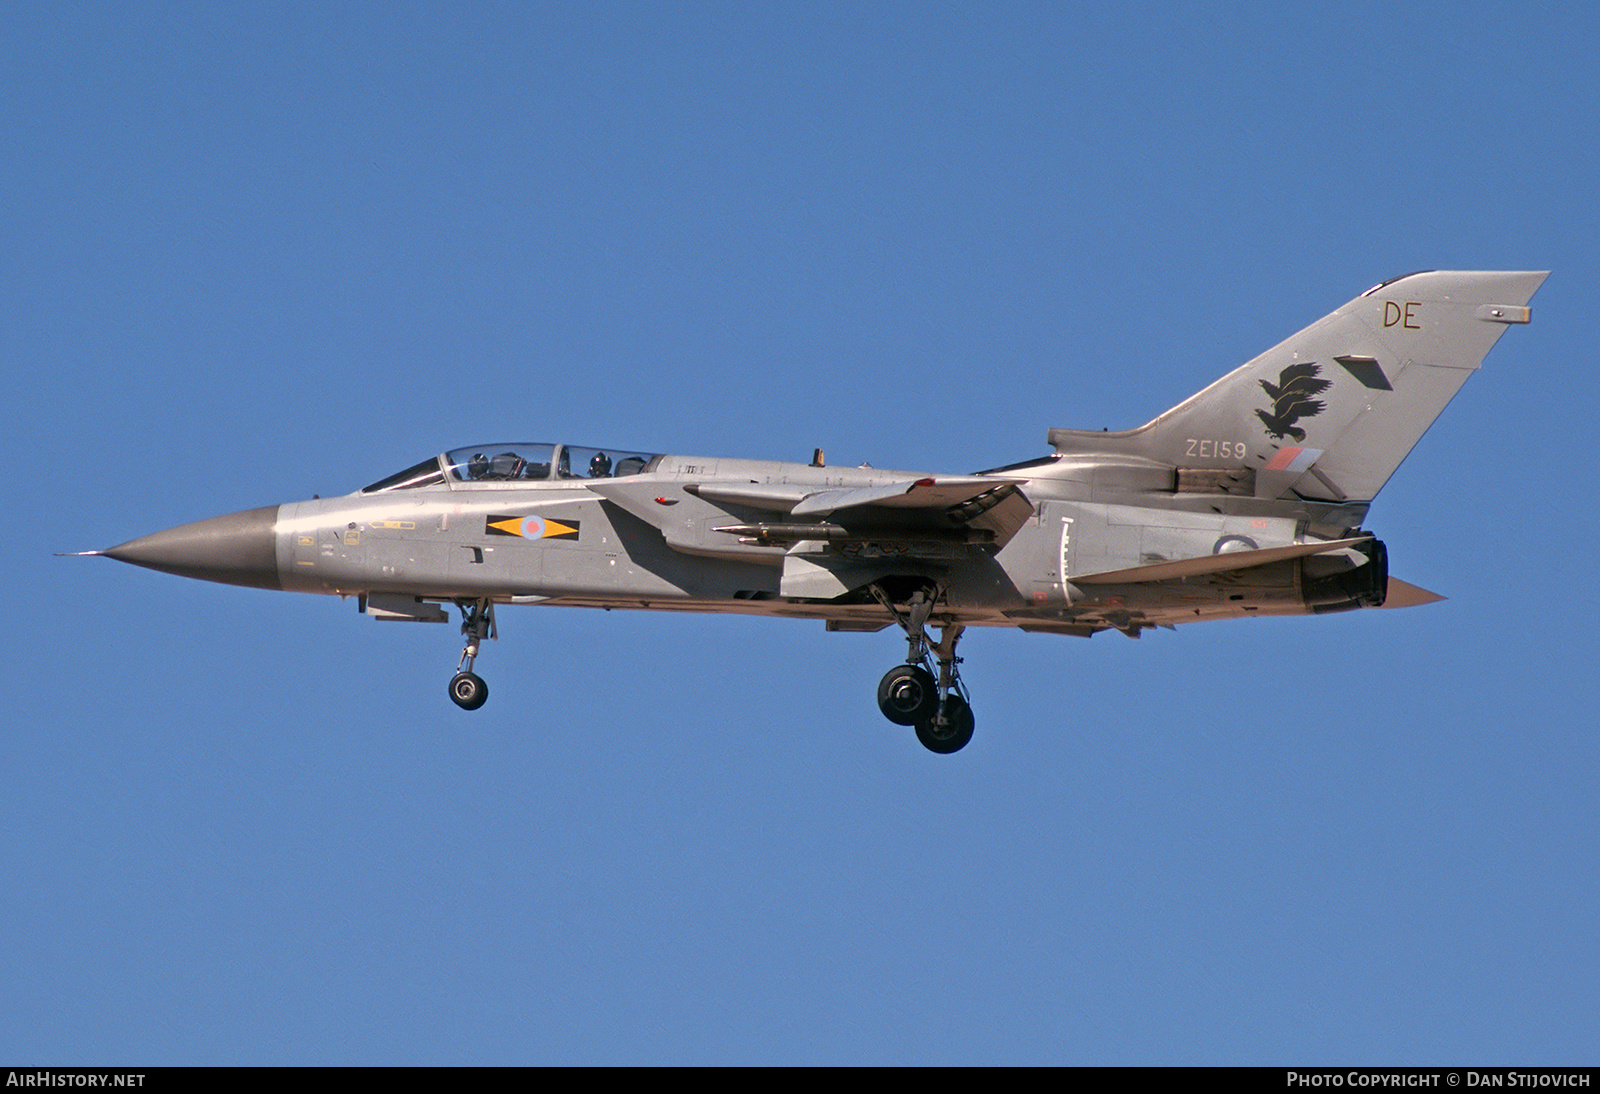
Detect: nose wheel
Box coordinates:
(870, 584, 976, 753)
(448, 598, 496, 711)
(449, 670, 488, 710)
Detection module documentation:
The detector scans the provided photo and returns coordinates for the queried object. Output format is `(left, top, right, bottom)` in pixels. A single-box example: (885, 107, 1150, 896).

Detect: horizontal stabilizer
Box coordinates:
(1074, 536, 1372, 584)
(1382, 577, 1446, 608)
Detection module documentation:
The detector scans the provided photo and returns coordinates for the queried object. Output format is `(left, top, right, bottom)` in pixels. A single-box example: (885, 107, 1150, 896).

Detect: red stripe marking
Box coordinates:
(1264, 447, 1302, 472)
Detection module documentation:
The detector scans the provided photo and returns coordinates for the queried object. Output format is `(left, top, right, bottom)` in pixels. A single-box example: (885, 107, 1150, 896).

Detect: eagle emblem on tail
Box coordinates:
(1255, 362, 1330, 442)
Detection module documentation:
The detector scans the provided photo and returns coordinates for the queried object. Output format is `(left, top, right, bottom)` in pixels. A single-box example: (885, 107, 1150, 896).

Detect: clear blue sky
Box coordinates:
(4, 1, 1596, 1064)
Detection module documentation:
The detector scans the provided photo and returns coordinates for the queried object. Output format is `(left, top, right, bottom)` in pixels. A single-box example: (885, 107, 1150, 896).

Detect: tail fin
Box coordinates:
(1048, 271, 1548, 503)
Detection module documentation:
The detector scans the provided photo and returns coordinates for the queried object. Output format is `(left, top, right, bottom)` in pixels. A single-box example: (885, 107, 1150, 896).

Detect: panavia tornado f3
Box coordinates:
(84, 271, 1546, 753)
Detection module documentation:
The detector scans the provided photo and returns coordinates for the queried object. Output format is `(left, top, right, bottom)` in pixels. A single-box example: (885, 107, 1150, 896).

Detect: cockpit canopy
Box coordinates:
(362, 443, 661, 493)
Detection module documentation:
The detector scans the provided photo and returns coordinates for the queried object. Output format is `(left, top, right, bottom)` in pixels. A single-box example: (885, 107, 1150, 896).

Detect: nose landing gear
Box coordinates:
(449, 669, 488, 710)
(448, 598, 495, 711)
(870, 584, 976, 754)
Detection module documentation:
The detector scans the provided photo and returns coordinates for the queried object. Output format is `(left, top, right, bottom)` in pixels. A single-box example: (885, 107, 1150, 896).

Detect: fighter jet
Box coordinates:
(83, 270, 1546, 752)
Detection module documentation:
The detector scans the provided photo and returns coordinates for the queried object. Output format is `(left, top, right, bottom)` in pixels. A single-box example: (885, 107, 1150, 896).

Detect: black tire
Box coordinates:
(449, 671, 489, 711)
(878, 664, 938, 726)
(916, 693, 974, 754)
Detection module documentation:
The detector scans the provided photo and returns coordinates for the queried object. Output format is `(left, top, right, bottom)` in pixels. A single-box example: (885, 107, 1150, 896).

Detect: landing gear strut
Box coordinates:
(448, 598, 495, 711)
(870, 584, 975, 753)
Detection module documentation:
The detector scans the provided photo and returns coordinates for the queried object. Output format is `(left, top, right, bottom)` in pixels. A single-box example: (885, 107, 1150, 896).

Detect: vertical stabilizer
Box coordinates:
(1048, 271, 1548, 503)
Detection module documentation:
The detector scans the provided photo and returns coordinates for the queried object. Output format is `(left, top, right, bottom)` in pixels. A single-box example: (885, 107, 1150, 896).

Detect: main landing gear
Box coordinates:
(870, 584, 975, 754)
(448, 598, 495, 711)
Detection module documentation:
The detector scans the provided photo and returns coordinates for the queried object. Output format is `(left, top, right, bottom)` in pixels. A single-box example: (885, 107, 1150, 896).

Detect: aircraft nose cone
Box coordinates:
(103, 505, 282, 591)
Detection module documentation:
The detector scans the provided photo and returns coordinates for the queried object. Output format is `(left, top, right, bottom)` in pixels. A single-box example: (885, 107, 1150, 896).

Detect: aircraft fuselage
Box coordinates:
(119, 452, 1379, 637)
(91, 271, 1547, 751)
